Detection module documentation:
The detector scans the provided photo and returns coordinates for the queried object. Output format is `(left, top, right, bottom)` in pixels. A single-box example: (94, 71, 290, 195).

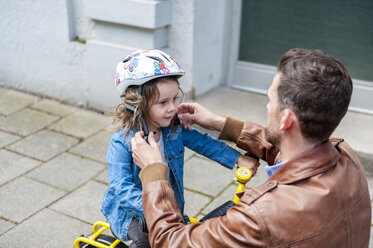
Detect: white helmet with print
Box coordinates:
(114, 49, 185, 95)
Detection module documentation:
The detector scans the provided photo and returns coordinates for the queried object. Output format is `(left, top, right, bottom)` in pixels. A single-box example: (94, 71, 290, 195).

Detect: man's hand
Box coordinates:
(177, 103, 226, 131)
(131, 131, 163, 169)
(236, 155, 259, 176)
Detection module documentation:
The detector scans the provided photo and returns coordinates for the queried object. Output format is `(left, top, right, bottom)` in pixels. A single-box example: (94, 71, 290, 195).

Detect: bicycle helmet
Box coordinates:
(114, 49, 185, 95)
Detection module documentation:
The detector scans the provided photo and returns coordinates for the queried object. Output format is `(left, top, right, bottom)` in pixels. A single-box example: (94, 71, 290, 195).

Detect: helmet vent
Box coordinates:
(159, 53, 171, 62)
(146, 56, 163, 63)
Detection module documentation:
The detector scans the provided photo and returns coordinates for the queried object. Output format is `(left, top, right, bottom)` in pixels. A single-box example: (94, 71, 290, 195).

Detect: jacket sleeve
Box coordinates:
(218, 117, 279, 165)
(140, 165, 269, 248)
(182, 126, 240, 169)
(107, 136, 144, 216)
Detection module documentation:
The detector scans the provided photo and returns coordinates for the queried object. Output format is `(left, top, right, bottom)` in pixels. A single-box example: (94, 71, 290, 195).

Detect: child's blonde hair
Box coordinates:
(111, 76, 183, 135)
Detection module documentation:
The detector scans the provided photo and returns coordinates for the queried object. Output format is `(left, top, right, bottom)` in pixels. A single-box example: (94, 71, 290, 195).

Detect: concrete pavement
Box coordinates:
(0, 86, 372, 247)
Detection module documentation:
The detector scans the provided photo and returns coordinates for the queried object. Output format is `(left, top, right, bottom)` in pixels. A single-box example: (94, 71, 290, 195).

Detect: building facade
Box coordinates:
(1, 0, 372, 114)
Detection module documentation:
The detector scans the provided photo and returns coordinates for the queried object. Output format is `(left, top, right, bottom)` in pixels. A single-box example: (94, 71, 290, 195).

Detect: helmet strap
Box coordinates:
(124, 102, 149, 141)
(138, 85, 143, 95)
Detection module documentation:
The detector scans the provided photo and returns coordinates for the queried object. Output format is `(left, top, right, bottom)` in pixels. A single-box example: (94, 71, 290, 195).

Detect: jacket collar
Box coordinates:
(270, 140, 341, 184)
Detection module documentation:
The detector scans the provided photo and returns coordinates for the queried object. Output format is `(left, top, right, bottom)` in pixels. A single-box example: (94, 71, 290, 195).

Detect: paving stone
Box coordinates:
(26, 153, 105, 191)
(0, 177, 65, 223)
(196, 214, 205, 221)
(184, 156, 235, 197)
(0, 149, 41, 186)
(201, 161, 268, 215)
(30, 98, 78, 117)
(49, 110, 111, 139)
(50, 180, 107, 224)
(196, 87, 268, 127)
(95, 169, 109, 185)
(184, 147, 195, 161)
(0, 108, 59, 136)
(201, 184, 237, 215)
(0, 131, 20, 148)
(69, 131, 111, 163)
(0, 219, 15, 236)
(334, 111, 373, 156)
(7, 130, 79, 161)
(0, 90, 38, 116)
(0, 208, 91, 248)
(184, 189, 212, 218)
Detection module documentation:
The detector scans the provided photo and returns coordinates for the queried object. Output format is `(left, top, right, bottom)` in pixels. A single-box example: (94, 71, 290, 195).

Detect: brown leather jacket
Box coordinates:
(140, 117, 371, 247)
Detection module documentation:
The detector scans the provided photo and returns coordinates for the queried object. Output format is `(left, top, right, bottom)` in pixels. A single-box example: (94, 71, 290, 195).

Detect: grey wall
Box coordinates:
(0, 0, 231, 112)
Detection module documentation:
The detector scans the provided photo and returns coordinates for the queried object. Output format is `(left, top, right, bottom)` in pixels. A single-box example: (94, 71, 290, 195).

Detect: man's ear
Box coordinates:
(280, 109, 295, 132)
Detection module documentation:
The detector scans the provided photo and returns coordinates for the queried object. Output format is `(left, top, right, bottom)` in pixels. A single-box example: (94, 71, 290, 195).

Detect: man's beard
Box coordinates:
(266, 127, 281, 146)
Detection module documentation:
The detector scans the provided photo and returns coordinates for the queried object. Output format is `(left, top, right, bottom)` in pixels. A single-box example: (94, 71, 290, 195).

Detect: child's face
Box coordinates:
(149, 79, 179, 128)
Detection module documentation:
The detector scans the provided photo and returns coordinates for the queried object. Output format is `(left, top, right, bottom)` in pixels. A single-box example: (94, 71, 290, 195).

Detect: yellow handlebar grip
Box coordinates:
(233, 167, 252, 204)
(235, 167, 252, 184)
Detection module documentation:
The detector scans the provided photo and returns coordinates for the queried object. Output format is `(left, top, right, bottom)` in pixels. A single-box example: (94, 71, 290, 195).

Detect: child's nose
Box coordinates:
(169, 102, 177, 112)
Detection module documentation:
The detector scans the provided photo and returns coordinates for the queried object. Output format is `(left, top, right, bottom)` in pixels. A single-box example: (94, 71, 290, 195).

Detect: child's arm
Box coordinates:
(106, 136, 144, 216)
(182, 127, 258, 171)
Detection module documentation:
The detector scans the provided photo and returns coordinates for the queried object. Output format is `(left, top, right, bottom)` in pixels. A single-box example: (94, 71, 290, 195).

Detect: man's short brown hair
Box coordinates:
(277, 48, 353, 143)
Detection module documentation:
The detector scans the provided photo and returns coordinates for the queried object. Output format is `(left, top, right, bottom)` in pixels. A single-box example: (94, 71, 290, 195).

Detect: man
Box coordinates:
(131, 48, 371, 247)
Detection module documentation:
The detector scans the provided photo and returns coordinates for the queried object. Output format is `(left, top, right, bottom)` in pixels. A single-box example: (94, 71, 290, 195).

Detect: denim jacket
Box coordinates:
(101, 124, 240, 241)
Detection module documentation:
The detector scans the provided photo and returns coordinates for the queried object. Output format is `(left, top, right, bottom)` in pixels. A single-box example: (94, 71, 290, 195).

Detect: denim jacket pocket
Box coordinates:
(171, 145, 184, 159)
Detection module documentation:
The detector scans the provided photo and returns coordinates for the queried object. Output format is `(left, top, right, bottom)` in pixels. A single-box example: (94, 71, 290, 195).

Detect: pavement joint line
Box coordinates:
(93, 178, 109, 186)
(0, 182, 84, 238)
(25, 105, 63, 119)
(45, 125, 112, 143)
(1, 95, 43, 117)
(23, 165, 108, 197)
(49, 172, 108, 200)
(198, 180, 237, 217)
(4, 145, 67, 164)
(90, 168, 109, 183)
(184, 187, 214, 199)
(28, 105, 73, 118)
(0, 128, 27, 138)
(66, 151, 107, 165)
(0, 129, 23, 138)
(2, 147, 45, 163)
(45, 128, 85, 142)
(24, 175, 70, 193)
(0, 161, 44, 188)
(194, 152, 240, 167)
(0, 136, 22, 150)
(1, 123, 67, 141)
(0, 216, 18, 225)
(47, 208, 96, 226)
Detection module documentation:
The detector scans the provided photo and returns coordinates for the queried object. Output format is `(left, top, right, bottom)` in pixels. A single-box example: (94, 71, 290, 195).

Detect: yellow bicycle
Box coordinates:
(74, 167, 253, 248)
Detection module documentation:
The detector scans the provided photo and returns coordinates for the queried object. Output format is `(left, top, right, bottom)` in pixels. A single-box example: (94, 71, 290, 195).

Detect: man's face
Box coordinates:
(266, 73, 282, 146)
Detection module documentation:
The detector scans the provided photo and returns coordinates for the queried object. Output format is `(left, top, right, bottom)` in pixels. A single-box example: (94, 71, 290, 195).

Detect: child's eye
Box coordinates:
(159, 101, 166, 105)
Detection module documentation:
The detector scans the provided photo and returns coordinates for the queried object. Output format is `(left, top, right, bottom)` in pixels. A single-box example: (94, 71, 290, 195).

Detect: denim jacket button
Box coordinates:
(168, 157, 172, 161)
(173, 169, 177, 173)
(180, 149, 182, 154)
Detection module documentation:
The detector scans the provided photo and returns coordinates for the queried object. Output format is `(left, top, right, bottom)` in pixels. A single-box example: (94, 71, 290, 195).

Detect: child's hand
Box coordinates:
(236, 154, 259, 176)
(131, 131, 163, 169)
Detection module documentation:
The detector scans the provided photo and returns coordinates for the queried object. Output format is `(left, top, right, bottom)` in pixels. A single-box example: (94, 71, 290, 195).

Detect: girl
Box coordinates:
(101, 49, 256, 247)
